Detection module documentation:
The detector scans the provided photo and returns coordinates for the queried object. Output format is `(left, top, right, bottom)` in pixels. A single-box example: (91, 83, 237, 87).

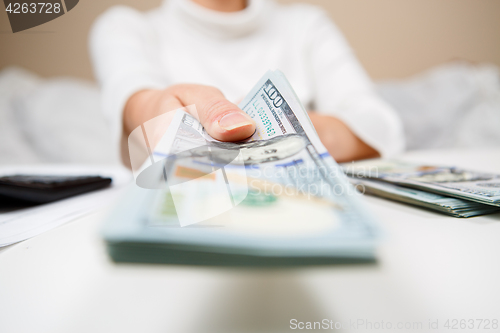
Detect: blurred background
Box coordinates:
(1, 0, 500, 165)
(2, 0, 500, 80)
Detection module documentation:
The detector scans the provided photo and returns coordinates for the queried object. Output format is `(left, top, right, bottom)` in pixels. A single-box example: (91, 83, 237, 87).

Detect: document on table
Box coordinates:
(0, 165, 131, 247)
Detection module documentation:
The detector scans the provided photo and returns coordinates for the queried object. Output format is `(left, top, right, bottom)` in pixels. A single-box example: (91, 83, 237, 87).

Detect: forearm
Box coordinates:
(120, 89, 164, 166)
(308, 112, 379, 163)
(123, 89, 172, 136)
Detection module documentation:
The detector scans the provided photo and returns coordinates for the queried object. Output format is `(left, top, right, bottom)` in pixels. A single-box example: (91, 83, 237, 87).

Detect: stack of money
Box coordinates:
(344, 160, 500, 218)
(102, 70, 379, 266)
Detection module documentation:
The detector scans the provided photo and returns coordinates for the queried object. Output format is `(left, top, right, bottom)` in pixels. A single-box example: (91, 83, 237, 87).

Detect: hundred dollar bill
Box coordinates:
(348, 177, 500, 218)
(344, 159, 500, 207)
(102, 70, 379, 265)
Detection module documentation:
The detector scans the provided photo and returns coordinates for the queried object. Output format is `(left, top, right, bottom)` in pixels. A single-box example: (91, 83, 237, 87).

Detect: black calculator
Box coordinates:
(0, 175, 112, 205)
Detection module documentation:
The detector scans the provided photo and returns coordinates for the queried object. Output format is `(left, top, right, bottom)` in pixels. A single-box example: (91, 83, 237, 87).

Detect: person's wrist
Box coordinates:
(308, 112, 379, 162)
(123, 89, 162, 135)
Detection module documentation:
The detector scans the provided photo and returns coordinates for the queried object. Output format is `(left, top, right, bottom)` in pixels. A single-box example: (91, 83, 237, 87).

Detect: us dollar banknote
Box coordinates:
(102, 70, 379, 265)
(348, 177, 500, 218)
(344, 160, 500, 207)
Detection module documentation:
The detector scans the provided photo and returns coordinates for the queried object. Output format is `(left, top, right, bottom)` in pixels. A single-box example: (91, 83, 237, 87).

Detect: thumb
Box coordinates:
(199, 99, 256, 142)
(168, 84, 256, 142)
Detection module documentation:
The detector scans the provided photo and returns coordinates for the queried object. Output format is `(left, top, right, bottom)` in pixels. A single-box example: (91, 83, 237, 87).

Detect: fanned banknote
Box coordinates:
(348, 177, 500, 218)
(102, 70, 379, 265)
(344, 159, 500, 209)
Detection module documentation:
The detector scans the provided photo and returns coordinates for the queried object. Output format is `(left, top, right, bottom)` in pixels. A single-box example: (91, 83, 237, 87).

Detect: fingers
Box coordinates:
(165, 84, 256, 142)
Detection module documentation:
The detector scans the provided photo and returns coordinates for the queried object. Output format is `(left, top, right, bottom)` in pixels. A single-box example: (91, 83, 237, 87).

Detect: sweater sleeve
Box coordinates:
(89, 6, 167, 146)
(304, 7, 405, 157)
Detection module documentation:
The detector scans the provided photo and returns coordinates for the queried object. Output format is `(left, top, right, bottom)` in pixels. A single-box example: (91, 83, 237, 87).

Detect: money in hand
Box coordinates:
(102, 70, 379, 265)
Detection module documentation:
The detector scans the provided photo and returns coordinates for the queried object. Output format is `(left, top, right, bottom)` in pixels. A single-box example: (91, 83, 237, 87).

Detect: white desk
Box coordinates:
(1, 149, 499, 333)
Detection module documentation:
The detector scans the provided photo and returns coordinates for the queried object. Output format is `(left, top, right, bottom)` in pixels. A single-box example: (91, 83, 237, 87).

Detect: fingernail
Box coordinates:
(218, 112, 254, 131)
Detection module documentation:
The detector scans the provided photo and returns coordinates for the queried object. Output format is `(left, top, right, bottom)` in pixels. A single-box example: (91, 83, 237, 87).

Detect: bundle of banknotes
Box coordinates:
(344, 160, 500, 218)
(102, 70, 379, 266)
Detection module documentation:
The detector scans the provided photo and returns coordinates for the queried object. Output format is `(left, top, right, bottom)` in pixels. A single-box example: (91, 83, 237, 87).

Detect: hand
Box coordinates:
(124, 84, 256, 141)
(121, 84, 256, 165)
(308, 112, 380, 163)
(121, 84, 378, 167)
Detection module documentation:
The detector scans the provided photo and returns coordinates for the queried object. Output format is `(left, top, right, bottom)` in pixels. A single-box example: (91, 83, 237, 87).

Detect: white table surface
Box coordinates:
(1, 149, 499, 333)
